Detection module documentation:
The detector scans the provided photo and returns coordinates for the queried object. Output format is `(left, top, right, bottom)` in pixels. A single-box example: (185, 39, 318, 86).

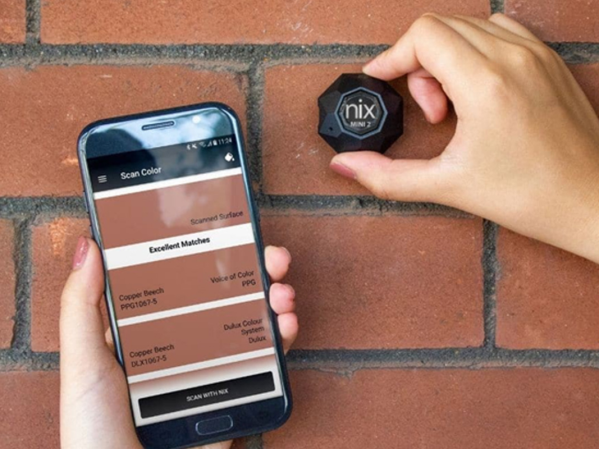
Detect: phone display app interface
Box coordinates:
(87, 134, 282, 426)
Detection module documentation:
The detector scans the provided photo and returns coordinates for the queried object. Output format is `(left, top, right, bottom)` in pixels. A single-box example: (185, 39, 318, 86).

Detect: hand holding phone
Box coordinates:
(67, 104, 294, 448)
(60, 239, 297, 449)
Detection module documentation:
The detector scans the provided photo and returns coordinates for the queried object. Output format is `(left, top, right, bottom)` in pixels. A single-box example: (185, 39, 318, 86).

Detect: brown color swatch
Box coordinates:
(95, 175, 249, 249)
(120, 299, 273, 377)
(110, 244, 263, 319)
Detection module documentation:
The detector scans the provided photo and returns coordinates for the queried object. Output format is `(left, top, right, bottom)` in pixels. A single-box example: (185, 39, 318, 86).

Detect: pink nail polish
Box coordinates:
(330, 161, 356, 180)
(285, 283, 296, 297)
(72, 236, 89, 270)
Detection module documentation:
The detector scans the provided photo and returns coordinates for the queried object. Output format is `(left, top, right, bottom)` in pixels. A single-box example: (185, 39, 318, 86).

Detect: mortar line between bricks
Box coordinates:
(24, 0, 41, 45)
(246, 61, 265, 190)
(0, 50, 250, 73)
(0, 350, 58, 371)
(490, 0, 505, 14)
(482, 220, 498, 348)
(285, 348, 599, 371)
(1, 348, 598, 372)
(0, 44, 387, 68)
(245, 433, 263, 449)
(0, 196, 472, 218)
(1, 43, 599, 65)
(10, 218, 33, 353)
(0, 197, 87, 218)
(258, 195, 471, 216)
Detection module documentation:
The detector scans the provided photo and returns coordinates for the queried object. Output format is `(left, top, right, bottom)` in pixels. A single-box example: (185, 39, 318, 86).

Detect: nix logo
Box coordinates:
(318, 73, 403, 153)
(338, 90, 383, 135)
(345, 100, 376, 119)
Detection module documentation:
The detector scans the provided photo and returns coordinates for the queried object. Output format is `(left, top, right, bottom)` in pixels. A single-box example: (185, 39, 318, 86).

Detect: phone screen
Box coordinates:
(86, 132, 283, 427)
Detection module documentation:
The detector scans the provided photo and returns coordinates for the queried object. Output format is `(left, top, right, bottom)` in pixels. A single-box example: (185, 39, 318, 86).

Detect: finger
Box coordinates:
(277, 313, 299, 353)
(330, 152, 446, 203)
(60, 237, 112, 372)
(363, 14, 486, 99)
(435, 14, 542, 50)
(453, 15, 539, 46)
(489, 13, 543, 42)
(269, 283, 296, 315)
(429, 14, 515, 56)
(408, 68, 449, 124)
(264, 246, 291, 282)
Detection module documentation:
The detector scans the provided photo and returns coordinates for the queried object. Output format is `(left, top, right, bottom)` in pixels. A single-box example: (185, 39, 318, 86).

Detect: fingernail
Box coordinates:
(72, 236, 89, 270)
(330, 161, 356, 180)
(280, 246, 292, 264)
(284, 283, 296, 297)
(363, 54, 381, 75)
(362, 59, 375, 74)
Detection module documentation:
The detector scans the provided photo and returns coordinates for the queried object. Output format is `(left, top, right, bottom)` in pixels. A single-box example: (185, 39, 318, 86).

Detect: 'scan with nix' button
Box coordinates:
(317, 73, 404, 153)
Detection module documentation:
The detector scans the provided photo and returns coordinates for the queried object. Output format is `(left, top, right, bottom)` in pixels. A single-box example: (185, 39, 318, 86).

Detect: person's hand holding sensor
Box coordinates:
(331, 13, 599, 264)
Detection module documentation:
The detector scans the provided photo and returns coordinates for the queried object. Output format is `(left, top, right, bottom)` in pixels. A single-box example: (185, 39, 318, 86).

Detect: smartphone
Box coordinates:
(77, 103, 292, 448)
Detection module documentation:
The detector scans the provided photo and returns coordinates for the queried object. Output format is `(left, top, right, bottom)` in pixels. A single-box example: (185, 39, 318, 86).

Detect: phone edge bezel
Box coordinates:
(76, 102, 293, 449)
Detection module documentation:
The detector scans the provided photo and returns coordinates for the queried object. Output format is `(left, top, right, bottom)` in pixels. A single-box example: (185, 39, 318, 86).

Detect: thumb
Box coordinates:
(60, 237, 112, 375)
(330, 152, 443, 202)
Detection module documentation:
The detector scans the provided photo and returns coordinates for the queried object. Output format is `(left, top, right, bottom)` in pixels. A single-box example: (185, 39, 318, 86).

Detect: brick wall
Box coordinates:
(1, 1, 599, 447)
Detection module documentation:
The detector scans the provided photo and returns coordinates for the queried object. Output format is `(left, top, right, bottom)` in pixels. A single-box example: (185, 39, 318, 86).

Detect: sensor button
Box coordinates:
(318, 73, 404, 153)
(195, 415, 233, 436)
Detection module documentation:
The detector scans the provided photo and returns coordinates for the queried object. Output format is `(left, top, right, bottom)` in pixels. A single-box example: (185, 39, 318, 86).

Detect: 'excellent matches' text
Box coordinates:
(149, 237, 211, 254)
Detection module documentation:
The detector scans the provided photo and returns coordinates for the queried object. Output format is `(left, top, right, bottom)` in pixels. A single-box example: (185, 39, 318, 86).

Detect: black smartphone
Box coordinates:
(77, 103, 292, 448)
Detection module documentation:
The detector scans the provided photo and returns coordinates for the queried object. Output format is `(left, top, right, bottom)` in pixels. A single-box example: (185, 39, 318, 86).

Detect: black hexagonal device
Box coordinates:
(318, 73, 403, 153)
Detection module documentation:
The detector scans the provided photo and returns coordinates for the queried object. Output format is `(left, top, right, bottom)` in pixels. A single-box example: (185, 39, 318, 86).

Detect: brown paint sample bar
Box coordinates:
(95, 174, 249, 249)
(110, 244, 263, 320)
(130, 355, 278, 395)
(120, 299, 273, 377)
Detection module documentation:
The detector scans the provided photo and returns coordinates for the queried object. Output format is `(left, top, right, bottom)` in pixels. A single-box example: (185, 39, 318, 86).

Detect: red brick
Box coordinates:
(31, 218, 89, 351)
(0, 372, 60, 448)
(0, 0, 25, 43)
(496, 229, 599, 349)
(265, 369, 599, 449)
(263, 64, 456, 195)
(506, 0, 599, 42)
(41, 0, 489, 45)
(262, 214, 483, 349)
(0, 220, 15, 348)
(0, 66, 246, 197)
